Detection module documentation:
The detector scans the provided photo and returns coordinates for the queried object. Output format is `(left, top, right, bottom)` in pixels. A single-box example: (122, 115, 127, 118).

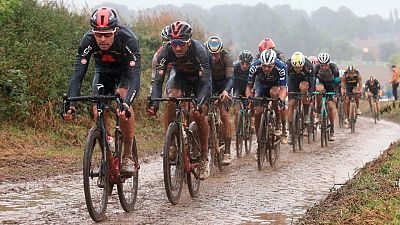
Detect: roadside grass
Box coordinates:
(298, 141, 400, 224)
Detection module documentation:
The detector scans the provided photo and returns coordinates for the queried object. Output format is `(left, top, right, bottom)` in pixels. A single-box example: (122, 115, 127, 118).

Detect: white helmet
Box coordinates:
(290, 51, 305, 67)
(317, 52, 330, 64)
(260, 49, 277, 65)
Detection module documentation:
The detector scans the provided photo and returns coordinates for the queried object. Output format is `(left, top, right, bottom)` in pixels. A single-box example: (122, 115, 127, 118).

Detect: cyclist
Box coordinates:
(205, 36, 234, 165)
(246, 49, 288, 144)
(286, 51, 315, 144)
(63, 7, 140, 174)
(258, 37, 285, 61)
(150, 26, 171, 97)
(341, 64, 363, 127)
(365, 75, 381, 118)
(314, 53, 340, 141)
(233, 50, 254, 145)
(147, 21, 211, 179)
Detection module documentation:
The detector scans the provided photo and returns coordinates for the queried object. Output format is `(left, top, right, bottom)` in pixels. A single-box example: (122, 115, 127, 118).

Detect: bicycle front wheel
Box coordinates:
(236, 112, 244, 158)
(257, 113, 267, 170)
(117, 135, 139, 212)
(163, 123, 184, 205)
(321, 113, 328, 147)
(291, 109, 298, 153)
(350, 102, 356, 133)
(83, 127, 109, 222)
(244, 110, 253, 156)
(338, 101, 344, 128)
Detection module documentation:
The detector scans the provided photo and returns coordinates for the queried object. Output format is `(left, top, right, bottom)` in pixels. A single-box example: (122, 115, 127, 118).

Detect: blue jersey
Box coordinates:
(247, 58, 287, 88)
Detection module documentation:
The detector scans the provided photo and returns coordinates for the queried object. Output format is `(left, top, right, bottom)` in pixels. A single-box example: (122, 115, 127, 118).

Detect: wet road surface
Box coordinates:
(1, 117, 399, 224)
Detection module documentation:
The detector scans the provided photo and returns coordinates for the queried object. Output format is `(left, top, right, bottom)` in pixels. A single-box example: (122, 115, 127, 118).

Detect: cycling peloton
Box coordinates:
(205, 36, 234, 165)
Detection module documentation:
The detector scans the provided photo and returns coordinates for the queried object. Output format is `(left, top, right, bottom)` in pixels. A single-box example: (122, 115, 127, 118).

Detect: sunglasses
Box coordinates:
(170, 39, 190, 47)
(92, 28, 116, 38)
(261, 64, 274, 69)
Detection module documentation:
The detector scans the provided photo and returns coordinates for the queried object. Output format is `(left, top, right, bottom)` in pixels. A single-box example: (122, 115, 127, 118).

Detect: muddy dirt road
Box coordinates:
(1, 117, 399, 224)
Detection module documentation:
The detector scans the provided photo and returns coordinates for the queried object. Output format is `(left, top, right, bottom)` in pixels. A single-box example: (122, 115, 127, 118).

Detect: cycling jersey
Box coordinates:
(365, 79, 381, 95)
(232, 61, 250, 96)
(211, 50, 234, 94)
(314, 62, 340, 94)
(151, 39, 211, 105)
(343, 69, 361, 93)
(67, 26, 141, 106)
(286, 58, 315, 99)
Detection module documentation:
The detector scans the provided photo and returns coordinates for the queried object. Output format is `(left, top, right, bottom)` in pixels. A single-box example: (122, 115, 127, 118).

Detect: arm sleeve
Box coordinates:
(67, 34, 92, 105)
(247, 61, 258, 88)
(150, 46, 169, 101)
(196, 45, 212, 103)
(124, 38, 141, 105)
(223, 53, 234, 92)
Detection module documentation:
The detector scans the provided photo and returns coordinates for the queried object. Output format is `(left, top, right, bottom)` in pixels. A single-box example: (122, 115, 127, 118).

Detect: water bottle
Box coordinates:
(107, 136, 116, 156)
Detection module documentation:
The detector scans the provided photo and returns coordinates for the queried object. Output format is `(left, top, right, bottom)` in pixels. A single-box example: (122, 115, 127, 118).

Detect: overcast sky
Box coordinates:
(65, 0, 398, 18)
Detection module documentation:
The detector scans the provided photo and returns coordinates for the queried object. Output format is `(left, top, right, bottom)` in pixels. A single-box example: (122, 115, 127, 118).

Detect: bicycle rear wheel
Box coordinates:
(163, 123, 184, 205)
(236, 112, 244, 158)
(257, 113, 267, 170)
(187, 122, 201, 198)
(244, 110, 253, 156)
(83, 127, 108, 222)
(117, 134, 139, 212)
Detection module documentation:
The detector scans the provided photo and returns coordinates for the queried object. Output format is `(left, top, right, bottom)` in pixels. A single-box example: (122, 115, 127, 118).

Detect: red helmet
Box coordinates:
(308, 55, 318, 66)
(169, 21, 192, 40)
(258, 38, 275, 53)
(90, 7, 119, 31)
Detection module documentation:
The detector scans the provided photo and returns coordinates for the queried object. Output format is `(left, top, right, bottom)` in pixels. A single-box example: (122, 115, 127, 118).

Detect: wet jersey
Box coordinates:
(67, 26, 141, 106)
(151, 39, 211, 102)
(247, 58, 287, 88)
(344, 70, 361, 85)
(233, 61, 250, 94)
(314, 63, 339, 83)
(365, 79, 381, 92)
(286, 58, 315, 92)
(211, 50, 234, 92)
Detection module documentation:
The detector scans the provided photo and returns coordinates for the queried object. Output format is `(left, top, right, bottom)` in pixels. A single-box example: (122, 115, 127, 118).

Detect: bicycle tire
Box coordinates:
(236, 112, 244, 158)
(297, 106, 304, 151)
(244, 110, 253, 156)
(321, 113, 328, 147)
(338, 101, 344, 128)
(216, 121, 224, 171)
(291, 108, 298, 153)
(207, 117, 215, 174)
(257, 113, 267, 170)
(268, 112, 279, 167)
(163, 123, 184, 205)
(350, 102, 356, 133)
(373, 101, 377, 124)
(117, 134, 139, 212)
(83, 127, 108, 222)
(187, 122, 201, 198)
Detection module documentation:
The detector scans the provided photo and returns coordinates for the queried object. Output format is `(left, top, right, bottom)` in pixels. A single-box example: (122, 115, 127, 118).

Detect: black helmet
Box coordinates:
(160, 25, 171, 41)
(90, 7, 119, 31)
(239, 50, 253, 63)
(347, 64, 356, 73)
(169, 21, 192, 40)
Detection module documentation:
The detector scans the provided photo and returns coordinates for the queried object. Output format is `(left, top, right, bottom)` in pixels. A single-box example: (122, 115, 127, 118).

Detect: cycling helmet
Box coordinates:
(239, 50, 253, 63)
(169, 21, 192, 40)
(290, 52, 305, 67)
(160, 25, 171, 41)
(260, 49, 277, 65)
(90, 7, 119, 31)
(258, 38, 275, 53)
(308, 55, 318, 66)
(369, 76, 374, 82)
(206, 36, 224, 53)
(347, 64, 356, 73)
(317, 52, 330, 64)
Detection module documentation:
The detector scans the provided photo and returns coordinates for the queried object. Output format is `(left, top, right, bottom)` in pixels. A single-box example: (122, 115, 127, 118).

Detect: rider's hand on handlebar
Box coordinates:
(63, 106, 75, 121)
(219, 90, 231, 102)
(117, 103, 131, 121)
